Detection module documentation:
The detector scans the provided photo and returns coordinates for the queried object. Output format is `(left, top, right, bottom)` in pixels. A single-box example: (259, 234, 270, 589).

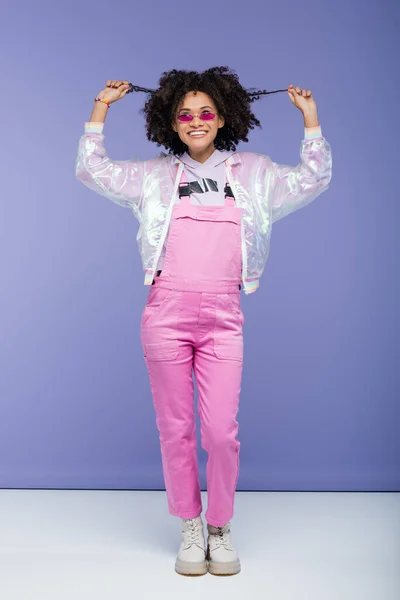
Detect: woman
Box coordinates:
(75, 66, 332, 577)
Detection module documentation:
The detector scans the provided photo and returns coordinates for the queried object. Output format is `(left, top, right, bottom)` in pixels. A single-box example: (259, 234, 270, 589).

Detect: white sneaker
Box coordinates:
(206, 521, 241, 575)
(175, 516, 208, 576)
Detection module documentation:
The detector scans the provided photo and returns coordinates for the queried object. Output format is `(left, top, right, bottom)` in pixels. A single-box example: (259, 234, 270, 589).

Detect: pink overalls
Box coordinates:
(140, 170, 244, 527)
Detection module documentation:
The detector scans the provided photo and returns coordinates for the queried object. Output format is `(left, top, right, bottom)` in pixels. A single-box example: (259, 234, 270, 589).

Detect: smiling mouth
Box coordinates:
(188, 131, 207, 137)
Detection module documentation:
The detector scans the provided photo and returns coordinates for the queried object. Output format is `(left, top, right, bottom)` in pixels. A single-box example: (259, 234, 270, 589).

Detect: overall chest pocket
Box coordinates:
(175, 205, 241, 225)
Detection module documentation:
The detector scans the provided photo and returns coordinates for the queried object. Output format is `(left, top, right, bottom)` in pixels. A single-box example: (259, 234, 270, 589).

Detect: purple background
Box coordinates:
(1, 0, 398, 490)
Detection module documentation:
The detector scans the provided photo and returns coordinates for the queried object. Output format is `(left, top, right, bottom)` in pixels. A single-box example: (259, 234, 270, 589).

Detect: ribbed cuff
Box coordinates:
(84, 122, 104, 134)
(304, 125, 323, 140)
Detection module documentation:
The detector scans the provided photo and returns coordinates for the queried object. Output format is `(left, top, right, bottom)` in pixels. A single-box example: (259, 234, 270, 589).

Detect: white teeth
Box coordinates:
(189, 131, 206, 136)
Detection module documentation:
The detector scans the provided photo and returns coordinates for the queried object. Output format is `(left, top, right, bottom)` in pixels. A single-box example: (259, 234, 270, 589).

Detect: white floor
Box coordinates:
(0, 489, 398, 600)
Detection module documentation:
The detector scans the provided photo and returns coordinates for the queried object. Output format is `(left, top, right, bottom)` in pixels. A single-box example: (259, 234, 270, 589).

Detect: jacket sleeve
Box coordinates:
(75, 121, 144, 221)
(270, 126, 332, 223)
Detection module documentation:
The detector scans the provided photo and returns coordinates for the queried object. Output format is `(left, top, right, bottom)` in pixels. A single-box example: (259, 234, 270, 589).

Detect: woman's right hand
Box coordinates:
(96, 80, 131, 104)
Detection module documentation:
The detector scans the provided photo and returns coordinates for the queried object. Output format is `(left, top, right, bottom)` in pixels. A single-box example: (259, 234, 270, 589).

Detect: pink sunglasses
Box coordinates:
(177, 112, 217, 122)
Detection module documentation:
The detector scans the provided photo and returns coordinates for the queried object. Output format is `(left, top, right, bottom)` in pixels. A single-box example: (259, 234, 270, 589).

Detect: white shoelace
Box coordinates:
(185, 518, 201, 545)
(211, 526, 230, 549)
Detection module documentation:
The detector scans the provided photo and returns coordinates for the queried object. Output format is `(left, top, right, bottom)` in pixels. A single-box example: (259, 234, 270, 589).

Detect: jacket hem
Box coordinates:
(242, 278, 260, 294)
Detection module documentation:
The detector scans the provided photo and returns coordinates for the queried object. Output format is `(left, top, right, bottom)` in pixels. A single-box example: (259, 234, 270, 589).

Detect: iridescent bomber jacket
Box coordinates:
(75, 122, 332, 294)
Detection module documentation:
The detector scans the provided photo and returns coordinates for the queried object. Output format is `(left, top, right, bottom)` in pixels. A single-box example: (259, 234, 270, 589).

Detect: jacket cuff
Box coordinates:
(304, 125, 323, 140)
(84, 121, 104, 134)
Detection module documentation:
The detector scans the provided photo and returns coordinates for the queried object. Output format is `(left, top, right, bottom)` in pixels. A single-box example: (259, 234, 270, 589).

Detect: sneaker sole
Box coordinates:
(207, 559, 241, 576)
(175, 558, 208, 576)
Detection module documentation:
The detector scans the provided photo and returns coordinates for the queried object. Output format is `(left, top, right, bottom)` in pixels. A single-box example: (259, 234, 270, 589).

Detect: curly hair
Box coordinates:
(137, 66, 268, 156)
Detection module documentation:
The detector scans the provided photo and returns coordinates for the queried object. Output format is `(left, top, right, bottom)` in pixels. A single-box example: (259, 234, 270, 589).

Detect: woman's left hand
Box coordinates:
(287, 84, 317, 114)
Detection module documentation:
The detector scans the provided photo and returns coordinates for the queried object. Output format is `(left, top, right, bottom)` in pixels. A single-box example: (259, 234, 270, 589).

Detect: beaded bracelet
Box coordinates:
(94, 96, 111, 107)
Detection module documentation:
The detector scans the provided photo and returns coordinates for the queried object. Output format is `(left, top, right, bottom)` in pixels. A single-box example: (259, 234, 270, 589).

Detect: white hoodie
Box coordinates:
(177, 148, 235, 205)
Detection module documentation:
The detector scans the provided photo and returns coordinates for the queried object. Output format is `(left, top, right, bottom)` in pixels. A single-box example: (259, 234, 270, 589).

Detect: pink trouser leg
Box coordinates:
(141, 288, 243, 524)
(144, 344, 203, 519)
(194, 343, 242, 527)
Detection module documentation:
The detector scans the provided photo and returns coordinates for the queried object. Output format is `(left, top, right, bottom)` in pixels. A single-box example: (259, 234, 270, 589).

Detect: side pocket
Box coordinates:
(141, 288, 172, 327)
(222, 293, 245, 328)
(224, 293, 242, 317)
(213, 341, 243, 362)
(144, 341, 179, 361)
